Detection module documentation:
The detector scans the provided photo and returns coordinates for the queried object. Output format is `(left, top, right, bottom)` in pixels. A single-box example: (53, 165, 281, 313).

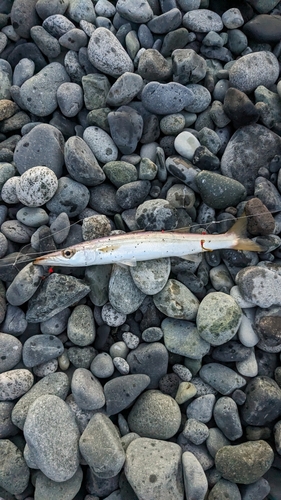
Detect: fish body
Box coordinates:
(33, 217, 262, 267)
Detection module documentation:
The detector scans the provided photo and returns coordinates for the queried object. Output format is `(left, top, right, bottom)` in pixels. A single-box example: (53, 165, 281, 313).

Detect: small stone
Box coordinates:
(16, 166, 58, 207)
(104, 374, 150, 415)
(57, 82, 83, 117)
(11, 0, 40, 39)
(101, 302, 126, 327)
(186, 394, 216, 423)
(0, 333, 22, 373)
(71, 368, 105, 410)
(83, 126, 118, 163)
(229, 51, 279, 94)
(174, 131, 200, 160)
(182, 451, 208, 500)
(67, 305, 95, 346)
(79, 413, 125, 478)
(162, 317, 210, 359)
(50, 212, 70, 244)
(90, 352, 114, 379)
(109, 265, 146, 315)
(142, 326, 163, 342)
(46, 176, 90, 217)
(88, 27, 134, 77)
(116, 0, 153, 23)
(127, 342, 168, 389)
(106, 72, 143, 107)
(213, 396, 243, 441)
(23, 394, 80, 482)
(122, 331, 139, 350)
(147, 8, 182, 34)
(222, 8, 244, 29)
(0, 369, 34, 401)
(236, 265, 281, 308)
(243, 14, 281, 43)
(109, 341, 129, 360)
(199, 363, 246, 395)
(138, 48, 172, 81)
(82, 74, 110, 111)
(108, 106, 143, 155)
(33, 467, 83, 500)
(183, 418, 209, 445)
(208, 479, 241, 500)
(196, 170, 246, 209)
(0, 439, 30, 495)
(206, 427, 230, 458)
(113, 356, 130, 374)
(68, 346, 96, 369)
(183, 9, 223, 32)
(22, 334, 64, 368)
(172, 49, 207, 85)
(141, 81, 194, 115)
(65, 136, 105, 187)
(6, 263, 44, 307)
(241, 376, 281, 425)
(215, 440, 274, 484)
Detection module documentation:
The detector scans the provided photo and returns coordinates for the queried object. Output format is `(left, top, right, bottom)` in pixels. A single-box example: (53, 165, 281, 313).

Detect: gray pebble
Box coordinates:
(128, 389, 181, 439)
(240, 479, 271, 500)
(116, 180, 151, 210)
(109, 264, 146, 315)
(199, 363, 246, 395)
(65, 136, 105, 187)
(186, 394, 216, 423)
(50, 212, 70, 244)
(227, 28, 248, 55)
(184, 84, 211, 113)
(22, 334, 64, 368)
(138, 48, 172, 81)
(173, 364, 192, 382)
(79, 413, 125, 478)
(106, 72, 144, 107)
(1, 219, 34, 243)
(33, 358, 58, 377)
(0, 369, 34, 401)
(23, 394, 80, 481)
(236, 265, 281, 308)
(0, 401, 18, 438)
(104, 374, 150, 415)
(88, 27, 134, 77)
(162, 317, 210, 359)
(57, 82, 83, 117)
(34, 467, 83, 500)
(90, 352, 114, 379)
(208, 479, 241, 500)
(42, 14, 75, 37)
(6, 263, 44, 306)
(85, 264, 111, 307)
(182, 451, 208, 500)
(0, 231, 8, 258)
(46, 177, 90, 217)
(0, 439, 30, 495)
(165, 156, 199, 191)
(206, 427, 230, 458)
(108, 106, 143, 155)
(1, 304, 27, 337)
(13, 58, 35, 86)
(127, 342, 168, 389)
(0, 332, 22, 373)
(183, 418, 209, 445)
(173, 49, 207, 85)
(11, 372, 70, 430)
(83, 126, 118, 163)
(183, 9, 223, 32)
(130, 258, 170, 295)
(196, 170, 246, 209)
(102, 302, 126, 326)
(178, 434, 214, 470)
(82, 73, 110, 110)
(136, 198, 178, 230)
(154, 279, 199, 320)
(16, 207, 49, 228)
(160, 113, 185, 135)
(109, 341, 129, 359)
(30, 25, 61, 58)
(14, 123, 65, 177)
(95, 0, 116, 17)
(197, 127, 221, 154)
(142, 326, 163, 342)
(68, 346, 97, 369)
(103, 161, 138, 188)
(67, 0, 96, 23)
(213, 396, 243, 441)
(122, 331, 139, 349)
(116, 0, 153, 23)
(20, 62, 69, 116)
(35, 0, 69, 20)
(141, 81, 194, 115)
(229, 51, 279, 94)
(71, 368, 105, 410)
(147, 8, 182, 34)
(113, 356, 130, 374)
(210, 100, 231, 127)
(26, 273, 90, 323)
(241, 376, 281, 425)
(41, 308, 71, 336)
(67, 305, 95, 346)
(59, 28, 87, 50)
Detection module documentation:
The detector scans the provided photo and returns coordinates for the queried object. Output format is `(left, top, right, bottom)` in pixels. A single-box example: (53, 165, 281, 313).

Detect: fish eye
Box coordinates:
(62, 249, 75, 259)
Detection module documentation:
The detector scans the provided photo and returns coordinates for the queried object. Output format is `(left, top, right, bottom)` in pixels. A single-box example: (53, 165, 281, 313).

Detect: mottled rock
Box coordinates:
(0, 439, 30, 495)
(241, 376, 281, 425)
(229, 51, 279, 94)
(0, 369, 33, 401)
(88, 27, 134, 77)
(162, 317, 210, 359)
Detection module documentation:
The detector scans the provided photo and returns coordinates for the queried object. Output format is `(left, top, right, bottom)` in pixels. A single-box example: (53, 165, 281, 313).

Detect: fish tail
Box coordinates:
(227, 214, 264, 252)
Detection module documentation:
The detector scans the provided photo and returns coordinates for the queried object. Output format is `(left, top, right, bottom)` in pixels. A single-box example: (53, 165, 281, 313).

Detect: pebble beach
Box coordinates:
(1, 0, 281, 499)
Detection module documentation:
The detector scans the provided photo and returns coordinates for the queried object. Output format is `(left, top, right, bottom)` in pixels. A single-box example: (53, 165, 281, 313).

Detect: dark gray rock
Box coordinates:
(172, 49, 207, 85)
(243, 14, 281, 43)
(138, 49, 172, 81)
(116, 180, 151, 209)
(11, 0, 40, 39)
(22, 334, 64, 368)
(65, 136, 105, 186)
(33, 467, 83, 500)
(0, 439, 30, 495)
(241, 376, 281, 425)
(46, 176, 90, 217)
(196, 170, 246, 209)
(213, 396, 243, 441)
(0, 333, 22, 373)
(141, 81, 194, 114)
(147, 7, 182, 34)
(30, 25, 61, 58)
(223, 87, 260, 128)
(42, 14, 75, 38)
(104, 374, 150, 415)
(0, 401, 18, 438)
(108, 106, 143, 155)
(127, 342, 168, 389)
(255, 176, 281, 212)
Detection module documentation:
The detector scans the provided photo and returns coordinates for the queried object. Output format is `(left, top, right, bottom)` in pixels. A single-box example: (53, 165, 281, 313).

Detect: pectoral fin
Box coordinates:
(116, 259, 137, 267)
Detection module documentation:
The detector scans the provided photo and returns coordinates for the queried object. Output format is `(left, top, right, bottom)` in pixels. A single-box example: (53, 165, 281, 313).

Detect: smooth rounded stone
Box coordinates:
(183, 418, 209, 445)
(71, 368, 105, 411)
(6, 263, 44, 307)
(186, 394, 216, 423)
(14, 123, 64, 177)
(64, 137, 105, 187)
(213, 396, 243, 441)
(26, 273, 90, 323)
(206, 427, 230, 458)
(113, 356, 130, 374)
(224, 87, 259, 129)
(1, 177, 20, 203)
(199, 363, 246, 395)
(129, 259, 170, 296)
(135, 198, 178, 231)
(116, 0, 153, 23)
(128, 389, 181, 439)
(0, 369, 34, 401)
(141, 81, 194, 115)
(196, 170, 247, 209)
(101, 303, 126, 327)
(215, 440, 274, 485)
(1, 219, 34, 244)
(0, 401, 18, 438)
(67, 0, 95, 22)
(50, 212, 70, 244)
(30, 25, 61, 59)
(127, 342, 168, 389)
(162, 318, 210, 359)
(165, 156, 200, 191)
(255, 85, 281, 128)
(172, 49, 207, 85)
(213, 79, 230, 103)
(95, 0, 116, 16)
(1, 303, 27, 337)
(20, 62, 69, 116)
(0, 333, 22, 373)
(116, 180, 151, 209)
(0, 232, 7, 259)
(36, 0, 69, 20)
(243, 14, 281, 43)
(173, 364, 192, 382)
(142, 326, 163, 342)
(16, 166, 58, 208)
(227, 28, 248, 55)
(245, 198, 275, 236)
(34, 467, 83, 500)
(85, 264, 111, 307)
(68, 346, 96, 369)
(59, 27, 87, 50)
(160, 114, 185, 136)
(174, 131, 200, 160)
(240, 478, 271, 500)
(209, 264, 234, 292)
(254, 305, 281, 350)
(125, 438, 183, 500)
(222, 8, 244, 29)
(255, 176, 281, 212)
(22, 334, 64, 368)
(83, 126, 118, 163)
(80, 412, 125, 478)
(82, 74, 110, 111)
(0, 439, 30, 495)
(183, 9, 223, 32)
(11, 372, 69, 430)
(90, 353, 114, 379)
(33, 358, 59, 377)
(175, 381, 196, 404)
(229, 51, 279, 94)
(16, 207, 49, 228)
(56, 82, 83, 118)
(88, 27, 133, 77)
(103, 161, 137, 188)
(208, 479, 241, 500)
(196, 291, 242, 346)
(109, 341, 129, 360)
(46, 176, 89, 217)
(212, 340, 251, 363)
(0, 110, 30, 134)
(138, 48, 172, 82)
(104, 374, 150, 415)
(153, 278, 199, 320)
(67, 305, 95, 347)
(241, 376, 281, 425)
(147, 7, 182, 34)
(177, 434, 214, 471)
(235, 265, 281, 308)
(10, 0, 39, 38)
(108, 106, 143, 155)
(24, 394, 80, 481)
(210, 100, 231, 128)
(106, 73, 143, 108)
(108, 265, 146, 315)
(185, 85, 211, 114)
(166, 183, 195, 210)
(236, 348, 258, 377)
(182, 455, 208, 500)
(0, 99, 18, 121)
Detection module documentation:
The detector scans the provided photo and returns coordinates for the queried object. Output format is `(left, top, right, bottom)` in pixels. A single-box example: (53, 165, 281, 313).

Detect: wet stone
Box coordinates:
(0, 332, 22, 373)
(108, 106, 143, 155)
(46, 176, 90, 217)
(14, 123, 65, 177)
(162, 318, 209, 359)
(154, 278, 199, 320)
(200, 363, 246, 395)
(23, 394, 80, 482)
(128, 390, 181, 439)
(229, 51, 279, 94)
(71, 368, 105, 410)
(215, 440, 274, 484)
(67, 305, 95, 346)
(241, 376, 281, 425)
(141, 81, 194, 115)
(104, 374, 150, 415)
(0, 369, 34, 401)
(125, 438, 183, 500)
(11, 372, 69, 430)
(79, 413, 125, 478)
(213, 396, 243, 441)
(127, 342, 168, 389)
(26, 273, 90, 323)
(0, 439, 30, 495)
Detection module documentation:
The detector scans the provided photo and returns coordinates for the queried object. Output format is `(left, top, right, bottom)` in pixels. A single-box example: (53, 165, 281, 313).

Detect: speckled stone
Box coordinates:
(199, 363, 246, 395)
(235, 265, 281, 308)
(127, 342, 168, 389)
(154, 278, 199, 320)
(0, 332, 22, 373)
(141, 81, 194, 115)
(229, 51, 279, 94)
(0, 439, 30, 495)
(183, 9, 223, 32)
(83, 126, 118, 163)
(71, 368, 105, 410)
(106, 72, 144, 107)
(67, 305, 95, 346)
(16, 166, 58, 207)
(182, 451, 208, 500)
(46, 177, 90, 217)
(109, 264, 146, 315)
(0, 369, 34, 401)
(22, 334, 64, 368)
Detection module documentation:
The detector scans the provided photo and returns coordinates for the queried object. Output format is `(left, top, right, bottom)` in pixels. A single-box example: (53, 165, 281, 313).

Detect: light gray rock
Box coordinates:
(236, 265, 281, 308)
(0, 333, 22, 373)
(130, 258, 170, 295)
(33, 467, 83, 500)
(16, 166, 58, 207)
(83, 126, 118, 163)
(109, 264, 146, 315)
(229, 51, 279, 94)
(0, 369, 34, 401)
(154, 278, 199, 320)
(213, 397, 243, 441)
(162, 318, 210, 359)
(22, 334, 64, 368)
(88, 27, 134, 77)
(186, 394, 216, 423)
(199, 363, 246, 395)
(67, 304, 95, 346)
(116, 0, 153, 23)
(46, 176, 90, 217)
(106, 72, 144, 107)
(183, 9, 223, 32)
(182, 451, 208, 500)
(71, 368, 105, 410)
(0, 439, 30, 495)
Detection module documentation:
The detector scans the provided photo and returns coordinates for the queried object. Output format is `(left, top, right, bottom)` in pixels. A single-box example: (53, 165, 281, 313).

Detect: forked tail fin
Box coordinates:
(226, 214, 264, 252)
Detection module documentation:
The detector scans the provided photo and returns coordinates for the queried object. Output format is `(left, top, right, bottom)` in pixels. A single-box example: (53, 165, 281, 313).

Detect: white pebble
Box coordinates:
(122, 331, 139, 349)
(113, 356, 130, 374)
(101, 302, 127, 327)
(222, 8, 244, 29)
(1, 177, 20, 204)
(230, 285, 256, 308)
(16, 166, 58, 207)
(236, 348, 258, 377)
(174, 131, 200, 160)
(238, 309, 259, 347)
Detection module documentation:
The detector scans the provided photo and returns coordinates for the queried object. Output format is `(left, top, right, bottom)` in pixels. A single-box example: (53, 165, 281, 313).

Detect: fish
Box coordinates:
(32, 215, 263, 268)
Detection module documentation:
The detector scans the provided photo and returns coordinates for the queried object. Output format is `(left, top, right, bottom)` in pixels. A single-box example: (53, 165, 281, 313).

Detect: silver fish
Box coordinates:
(33, 216, 263, 268)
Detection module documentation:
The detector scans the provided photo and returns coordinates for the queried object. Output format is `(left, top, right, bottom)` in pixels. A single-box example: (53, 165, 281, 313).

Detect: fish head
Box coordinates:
(33, 246, 88, 267)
